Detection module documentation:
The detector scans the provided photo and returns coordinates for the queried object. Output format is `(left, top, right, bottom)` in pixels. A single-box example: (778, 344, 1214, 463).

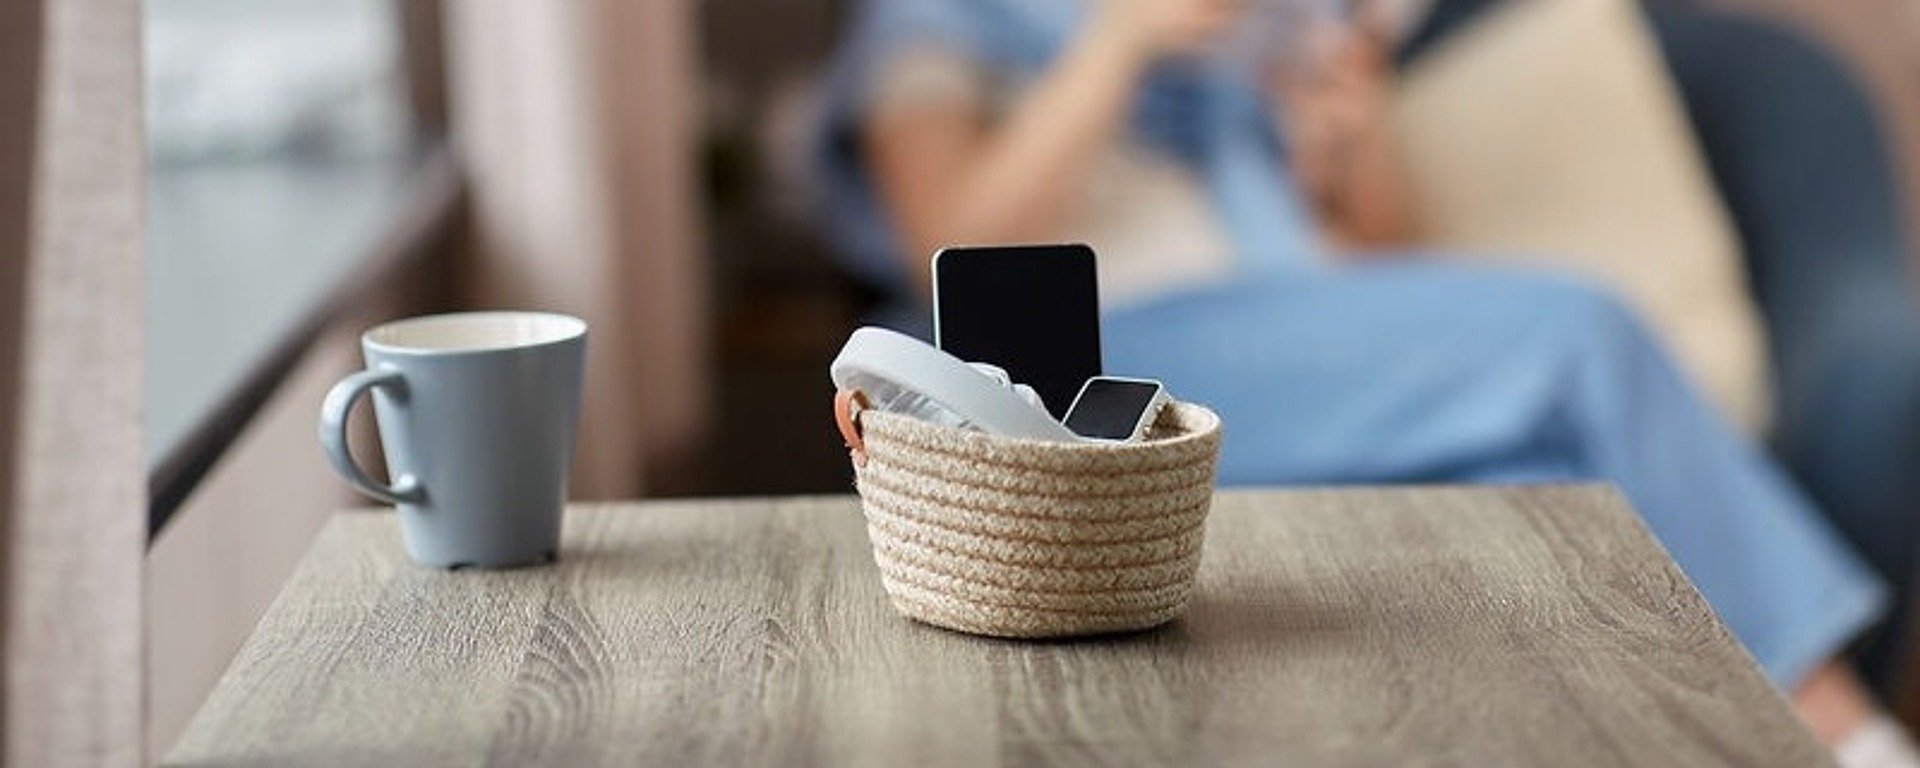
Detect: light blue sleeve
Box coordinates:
(802, 0, 980, 292)
(806, 0, 1324, 292)
(804, 0, 1065, 293)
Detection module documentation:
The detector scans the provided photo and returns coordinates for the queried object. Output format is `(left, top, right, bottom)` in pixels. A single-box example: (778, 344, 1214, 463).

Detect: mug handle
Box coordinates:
(319, 368, 425, 505)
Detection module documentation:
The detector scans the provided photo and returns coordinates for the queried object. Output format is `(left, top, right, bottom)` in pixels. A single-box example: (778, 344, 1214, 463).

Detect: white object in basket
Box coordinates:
(829, 326, 1078, 443)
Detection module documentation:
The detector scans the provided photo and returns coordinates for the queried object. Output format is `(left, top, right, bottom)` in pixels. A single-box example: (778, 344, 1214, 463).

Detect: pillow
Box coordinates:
(1393, 0, 1771, 434)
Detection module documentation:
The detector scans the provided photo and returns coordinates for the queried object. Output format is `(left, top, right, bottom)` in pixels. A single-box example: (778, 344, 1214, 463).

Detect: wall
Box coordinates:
(447, 0, 711, 498)
(145, 330, 358, 757)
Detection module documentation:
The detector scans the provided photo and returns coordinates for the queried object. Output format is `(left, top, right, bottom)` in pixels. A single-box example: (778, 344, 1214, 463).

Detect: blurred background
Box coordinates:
(129, 0, 1920, 757)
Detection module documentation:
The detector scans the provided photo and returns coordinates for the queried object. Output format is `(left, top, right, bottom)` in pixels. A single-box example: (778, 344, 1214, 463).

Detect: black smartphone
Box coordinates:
(932, 244, 1102, 418)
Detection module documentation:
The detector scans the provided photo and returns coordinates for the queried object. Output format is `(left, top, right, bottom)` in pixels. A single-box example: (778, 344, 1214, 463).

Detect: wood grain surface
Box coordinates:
(165, 487, 1830, 767)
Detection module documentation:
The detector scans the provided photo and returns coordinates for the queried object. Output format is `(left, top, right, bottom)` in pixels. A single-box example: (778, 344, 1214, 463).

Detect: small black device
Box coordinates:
(932, 244, 1102, 418)
(1063, 376, 1169, 442)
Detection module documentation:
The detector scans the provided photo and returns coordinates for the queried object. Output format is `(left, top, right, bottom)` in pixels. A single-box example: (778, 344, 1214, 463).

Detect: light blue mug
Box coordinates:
(319, 311, 587, 568)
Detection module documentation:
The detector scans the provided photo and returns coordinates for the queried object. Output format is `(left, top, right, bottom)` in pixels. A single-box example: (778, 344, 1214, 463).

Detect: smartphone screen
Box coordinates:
(1064, 378, 1165, 441)
(933, 244, 1102, 418)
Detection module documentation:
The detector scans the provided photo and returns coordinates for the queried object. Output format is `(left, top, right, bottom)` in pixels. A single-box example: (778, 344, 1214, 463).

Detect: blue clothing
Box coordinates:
(810, 0, 1323, 289)
(808, 0, 1886, 687)
(1646, 3, 1920, 689)
(1105, 265, 1882, 687)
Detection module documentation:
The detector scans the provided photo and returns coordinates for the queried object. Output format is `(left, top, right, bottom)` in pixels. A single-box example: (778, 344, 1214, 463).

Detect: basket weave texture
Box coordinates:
(851, 401, 1222, 638)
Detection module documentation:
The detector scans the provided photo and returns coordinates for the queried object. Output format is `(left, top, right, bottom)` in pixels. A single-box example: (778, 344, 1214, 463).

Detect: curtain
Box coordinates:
(0, 0, 146, 763)
(445, 0, 710, 498)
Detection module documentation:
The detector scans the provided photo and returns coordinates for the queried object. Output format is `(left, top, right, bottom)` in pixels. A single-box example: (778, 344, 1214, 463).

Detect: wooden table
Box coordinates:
(165, 487, 1830, 767)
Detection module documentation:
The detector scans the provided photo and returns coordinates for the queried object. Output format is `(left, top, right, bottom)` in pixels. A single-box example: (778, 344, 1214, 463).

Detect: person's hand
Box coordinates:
(1274, 21, 1391, 189)
(1274, 20, 1392, 127)
(1272, 20, 1416, 249)
(1091, 0, 1246, 62)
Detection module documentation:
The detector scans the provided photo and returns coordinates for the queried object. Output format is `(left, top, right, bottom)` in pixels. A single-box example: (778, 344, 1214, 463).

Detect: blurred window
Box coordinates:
(145, 0, 429, 513)
(146, 0, 411, 166)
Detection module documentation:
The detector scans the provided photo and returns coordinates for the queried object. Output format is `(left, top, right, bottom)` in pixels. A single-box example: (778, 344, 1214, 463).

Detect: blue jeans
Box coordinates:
(1758, 233, 1920, 686)
(1103, 262, 1885, 688)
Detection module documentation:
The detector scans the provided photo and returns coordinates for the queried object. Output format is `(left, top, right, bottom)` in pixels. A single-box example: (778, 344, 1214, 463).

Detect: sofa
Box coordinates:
(1403, 0, 1920, 697)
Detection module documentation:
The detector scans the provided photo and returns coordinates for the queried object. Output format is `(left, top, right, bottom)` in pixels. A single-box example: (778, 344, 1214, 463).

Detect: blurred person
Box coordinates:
(806, 0, 1920, 758)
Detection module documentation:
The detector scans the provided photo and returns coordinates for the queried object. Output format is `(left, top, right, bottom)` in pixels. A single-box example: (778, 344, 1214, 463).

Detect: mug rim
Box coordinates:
(363, 311, 586, 357)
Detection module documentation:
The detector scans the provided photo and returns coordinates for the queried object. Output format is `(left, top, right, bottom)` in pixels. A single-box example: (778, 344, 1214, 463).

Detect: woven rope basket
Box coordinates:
(845, 398, 1222, 639)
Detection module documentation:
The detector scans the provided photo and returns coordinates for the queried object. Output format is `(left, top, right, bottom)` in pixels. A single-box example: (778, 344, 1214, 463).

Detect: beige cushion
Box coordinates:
(1394, 0, 1771, 434)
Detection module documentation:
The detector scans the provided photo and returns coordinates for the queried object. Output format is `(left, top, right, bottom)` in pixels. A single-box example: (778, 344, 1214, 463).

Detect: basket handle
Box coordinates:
(834, 389, 870, 468)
